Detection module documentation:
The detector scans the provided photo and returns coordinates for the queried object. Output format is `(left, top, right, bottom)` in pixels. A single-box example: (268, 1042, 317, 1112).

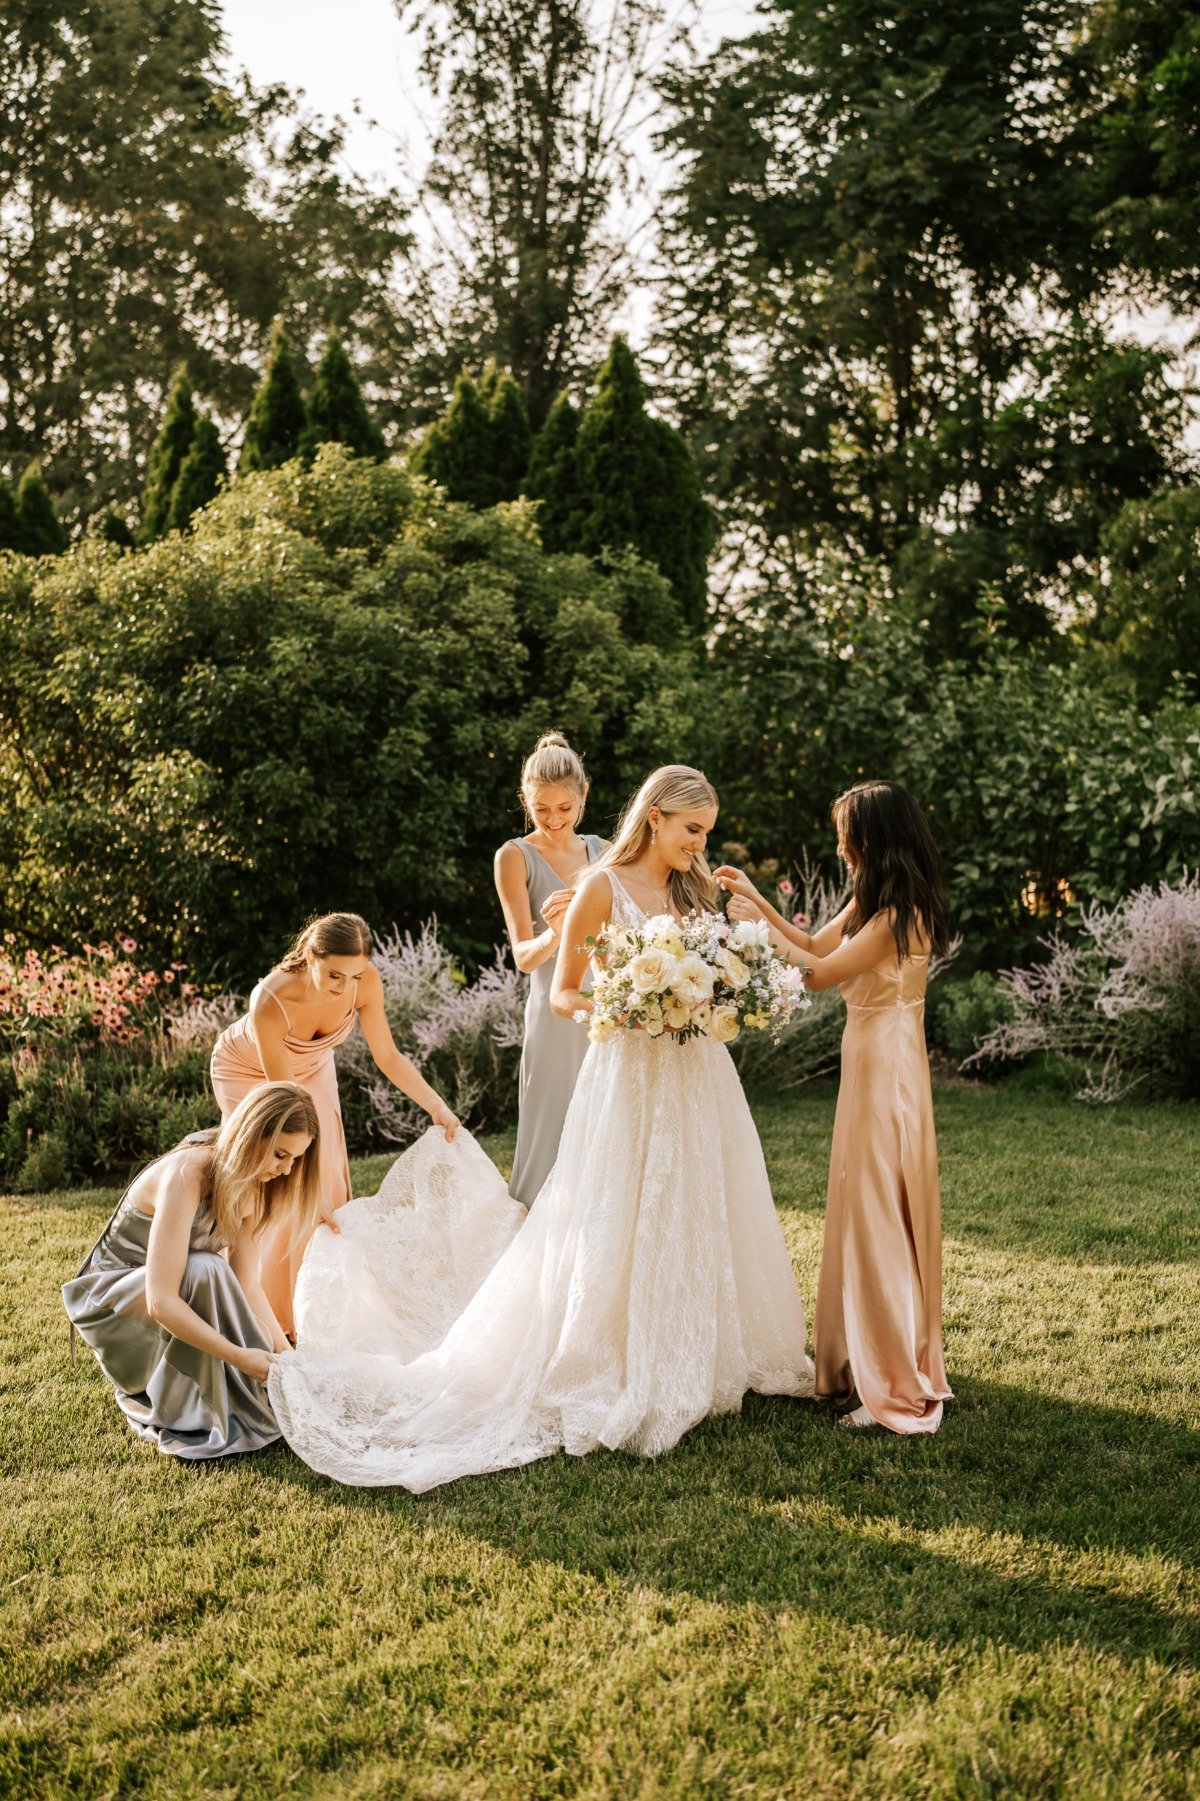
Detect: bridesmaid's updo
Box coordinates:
(520, 731, 589, 825)
(279, 911, 373, 972)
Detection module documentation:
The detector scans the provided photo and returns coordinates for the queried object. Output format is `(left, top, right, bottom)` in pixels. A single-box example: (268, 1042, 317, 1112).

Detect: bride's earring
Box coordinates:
(651, 828, 657, 846)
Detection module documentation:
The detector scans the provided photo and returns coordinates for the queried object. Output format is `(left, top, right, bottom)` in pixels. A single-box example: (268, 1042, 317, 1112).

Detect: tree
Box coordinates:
(239, 323, 307, 473)
(98, 512, 135, 550)
(0, 482, 18, 552)
(1097, 486, 1200, 706)
(140, 368, 197, 543)
(15, 462, 65, 555)
(414, 365, 531, 507)
(0, 3, 416, 526)
(299, 333, 387, 465)
(573, 338, 714, 629)
(524, 392, 582, 550)
(168, 419, 227, 533)
(0, 445, 711, 980)
(656, 0, 1186, 637)
(397, 0, 679, 427)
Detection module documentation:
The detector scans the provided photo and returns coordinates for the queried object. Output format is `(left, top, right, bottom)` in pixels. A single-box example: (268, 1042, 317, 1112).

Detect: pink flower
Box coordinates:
(792, 911, 811, 929)
(778, 878, 794, 897)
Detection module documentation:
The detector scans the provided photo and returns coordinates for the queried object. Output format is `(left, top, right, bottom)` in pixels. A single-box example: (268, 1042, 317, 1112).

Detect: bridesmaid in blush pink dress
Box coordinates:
(212, 912, 460, 1336)
(715, 780, 952, 1435)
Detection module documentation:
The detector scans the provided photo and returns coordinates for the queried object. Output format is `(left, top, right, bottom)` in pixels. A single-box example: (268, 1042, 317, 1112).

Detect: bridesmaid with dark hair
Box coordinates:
(715, 780, 953, 1434)
(494, 733, 606, 1208)
(211, 911, 459, 1334)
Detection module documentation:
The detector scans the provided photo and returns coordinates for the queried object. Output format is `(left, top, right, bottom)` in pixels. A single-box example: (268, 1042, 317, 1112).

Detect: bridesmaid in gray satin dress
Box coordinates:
(63, 1083, 322, 1460)
(495, 733, 606, 1209)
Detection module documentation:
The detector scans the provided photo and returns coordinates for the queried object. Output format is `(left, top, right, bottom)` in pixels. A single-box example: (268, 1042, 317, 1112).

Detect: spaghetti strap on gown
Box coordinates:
(508, 833, 605, 1207)
(211, 984, 357, 1327)
(269, 872, 814, 1491)
(813, 947, 952, 1433)
(62, 1136, 279, 1460)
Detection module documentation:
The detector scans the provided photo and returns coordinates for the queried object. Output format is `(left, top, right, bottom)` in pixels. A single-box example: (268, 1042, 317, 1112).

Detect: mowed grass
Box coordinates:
(2, 1087, 1198, 1800)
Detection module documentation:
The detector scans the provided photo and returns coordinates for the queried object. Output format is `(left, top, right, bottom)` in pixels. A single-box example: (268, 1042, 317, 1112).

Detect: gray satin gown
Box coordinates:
(62, 1135, 280, 1460)
(508, 834, 604, 1209)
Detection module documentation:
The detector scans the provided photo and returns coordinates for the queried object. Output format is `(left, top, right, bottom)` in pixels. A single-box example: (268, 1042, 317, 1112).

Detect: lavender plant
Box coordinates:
(969, 873, 1200, 1101)
(337, 922, 527, 1146)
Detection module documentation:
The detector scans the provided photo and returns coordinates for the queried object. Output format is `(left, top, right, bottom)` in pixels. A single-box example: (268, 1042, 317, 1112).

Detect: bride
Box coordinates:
(270, 766, 815, 1489)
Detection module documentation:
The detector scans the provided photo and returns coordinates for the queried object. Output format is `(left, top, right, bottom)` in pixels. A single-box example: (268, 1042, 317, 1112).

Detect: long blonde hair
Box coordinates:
(278, 912, 372, 974)
(520, 731, 589, 825)
(203, 1082, 323, 1248)
(599, 765, 719, 916)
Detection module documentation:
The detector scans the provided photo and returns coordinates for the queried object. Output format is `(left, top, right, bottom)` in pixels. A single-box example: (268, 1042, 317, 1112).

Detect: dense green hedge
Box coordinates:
(2, 449, 1197, 984)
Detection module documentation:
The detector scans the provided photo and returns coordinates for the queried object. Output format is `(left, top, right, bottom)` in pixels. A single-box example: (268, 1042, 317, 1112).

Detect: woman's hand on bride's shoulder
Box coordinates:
(712, 865, 763, 906)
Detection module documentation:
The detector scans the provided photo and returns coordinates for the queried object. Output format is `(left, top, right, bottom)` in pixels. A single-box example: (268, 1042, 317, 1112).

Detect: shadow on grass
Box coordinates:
(264, 1377, 1200, 1669)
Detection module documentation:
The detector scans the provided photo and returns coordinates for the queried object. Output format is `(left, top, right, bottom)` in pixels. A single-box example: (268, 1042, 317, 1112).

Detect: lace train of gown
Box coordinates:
(270, 881, 816, 1491)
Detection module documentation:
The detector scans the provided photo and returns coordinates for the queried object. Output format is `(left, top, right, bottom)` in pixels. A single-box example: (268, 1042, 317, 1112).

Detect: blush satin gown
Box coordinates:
(210, 984, 357, 1330)
(813, 942, 952, 1433)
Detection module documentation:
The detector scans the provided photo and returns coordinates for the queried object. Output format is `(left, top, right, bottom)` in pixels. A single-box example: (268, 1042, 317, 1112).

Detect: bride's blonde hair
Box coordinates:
(599, 765, 719, 916)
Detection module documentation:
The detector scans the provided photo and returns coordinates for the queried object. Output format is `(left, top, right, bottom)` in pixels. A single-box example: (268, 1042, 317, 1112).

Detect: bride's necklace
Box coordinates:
(627, 866, 672, 909)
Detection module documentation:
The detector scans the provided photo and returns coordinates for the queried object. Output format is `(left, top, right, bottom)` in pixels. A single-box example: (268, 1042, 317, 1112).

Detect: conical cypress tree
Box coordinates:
(0, 480, 19, 552)
(574, 337, 714, 631)
(99, 511, 135, 549)
(15, 461, 66, 555)
(412, 369, 495, 507)
(480, 363, 531, 503)
(239, 320, 307, 473)
(141, 365, 197, 542)
(299, 332, 386, 465)
(168, 416, 227, 530)
(524, 392, 581, 551)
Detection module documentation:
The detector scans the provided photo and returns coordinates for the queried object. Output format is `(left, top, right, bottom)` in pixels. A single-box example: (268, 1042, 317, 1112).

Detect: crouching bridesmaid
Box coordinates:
(62, 1083, 322, 1461)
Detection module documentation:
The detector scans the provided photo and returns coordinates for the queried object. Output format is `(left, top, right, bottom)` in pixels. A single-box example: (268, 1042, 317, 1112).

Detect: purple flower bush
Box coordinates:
(970, 873, 1200, 1101)
(337, 923, 526, 1147)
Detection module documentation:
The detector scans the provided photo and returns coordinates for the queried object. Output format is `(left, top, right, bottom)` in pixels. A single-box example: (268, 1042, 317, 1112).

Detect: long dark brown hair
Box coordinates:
(833, 780, 949, 961)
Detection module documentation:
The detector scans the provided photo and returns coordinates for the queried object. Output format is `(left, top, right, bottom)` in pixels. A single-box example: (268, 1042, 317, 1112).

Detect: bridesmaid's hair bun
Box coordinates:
(520, 732, 589, 823)
(279, 911, 373, 972)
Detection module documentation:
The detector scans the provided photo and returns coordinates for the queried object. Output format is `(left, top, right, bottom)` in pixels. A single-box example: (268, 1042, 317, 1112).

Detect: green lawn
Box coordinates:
(2, 1088, 1198, 1799)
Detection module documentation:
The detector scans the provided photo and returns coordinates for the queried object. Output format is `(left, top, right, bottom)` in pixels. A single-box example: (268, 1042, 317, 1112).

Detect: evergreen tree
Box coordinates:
(99, 511, 135, 549)
(15, 461, 67, 555)
(574, 338, 714, 629)
(299, 332, 387, 465)
(140, 366, 196, 542)
(523, 392, 582, 551)
(168, 417, 227, 530)
(0, 480, 19, 551)
(479, 363, 532, 502)
(413, 369, 500, 508)
(239, 321, 307, 473)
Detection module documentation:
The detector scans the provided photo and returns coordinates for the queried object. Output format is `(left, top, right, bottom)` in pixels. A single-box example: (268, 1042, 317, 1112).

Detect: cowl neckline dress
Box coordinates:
(62, 1139, 279, 1460)
(814, 947, 952, 1433)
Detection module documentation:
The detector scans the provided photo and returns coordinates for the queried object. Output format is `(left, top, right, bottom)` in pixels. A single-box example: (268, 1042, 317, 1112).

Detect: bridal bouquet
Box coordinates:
(584, 911, 809, 1046)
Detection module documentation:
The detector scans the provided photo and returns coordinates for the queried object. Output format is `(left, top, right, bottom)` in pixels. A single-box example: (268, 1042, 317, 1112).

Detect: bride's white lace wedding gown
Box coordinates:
(269, 873, 815, 1489)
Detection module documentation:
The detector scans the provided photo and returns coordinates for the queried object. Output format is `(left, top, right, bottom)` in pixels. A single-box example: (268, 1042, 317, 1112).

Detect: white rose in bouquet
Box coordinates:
(706, 1004, 741, 1044)
(630, 948, 677, 995)
(714, 946, 752, 990)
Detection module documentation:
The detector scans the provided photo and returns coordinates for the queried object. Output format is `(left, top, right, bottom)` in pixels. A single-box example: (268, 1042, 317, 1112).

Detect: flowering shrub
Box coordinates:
(969, 874, 1200, 1101)
(337, 922, 526, 1148)
(0, 934, 191, 1050)
(0, 934, 216, 1189)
